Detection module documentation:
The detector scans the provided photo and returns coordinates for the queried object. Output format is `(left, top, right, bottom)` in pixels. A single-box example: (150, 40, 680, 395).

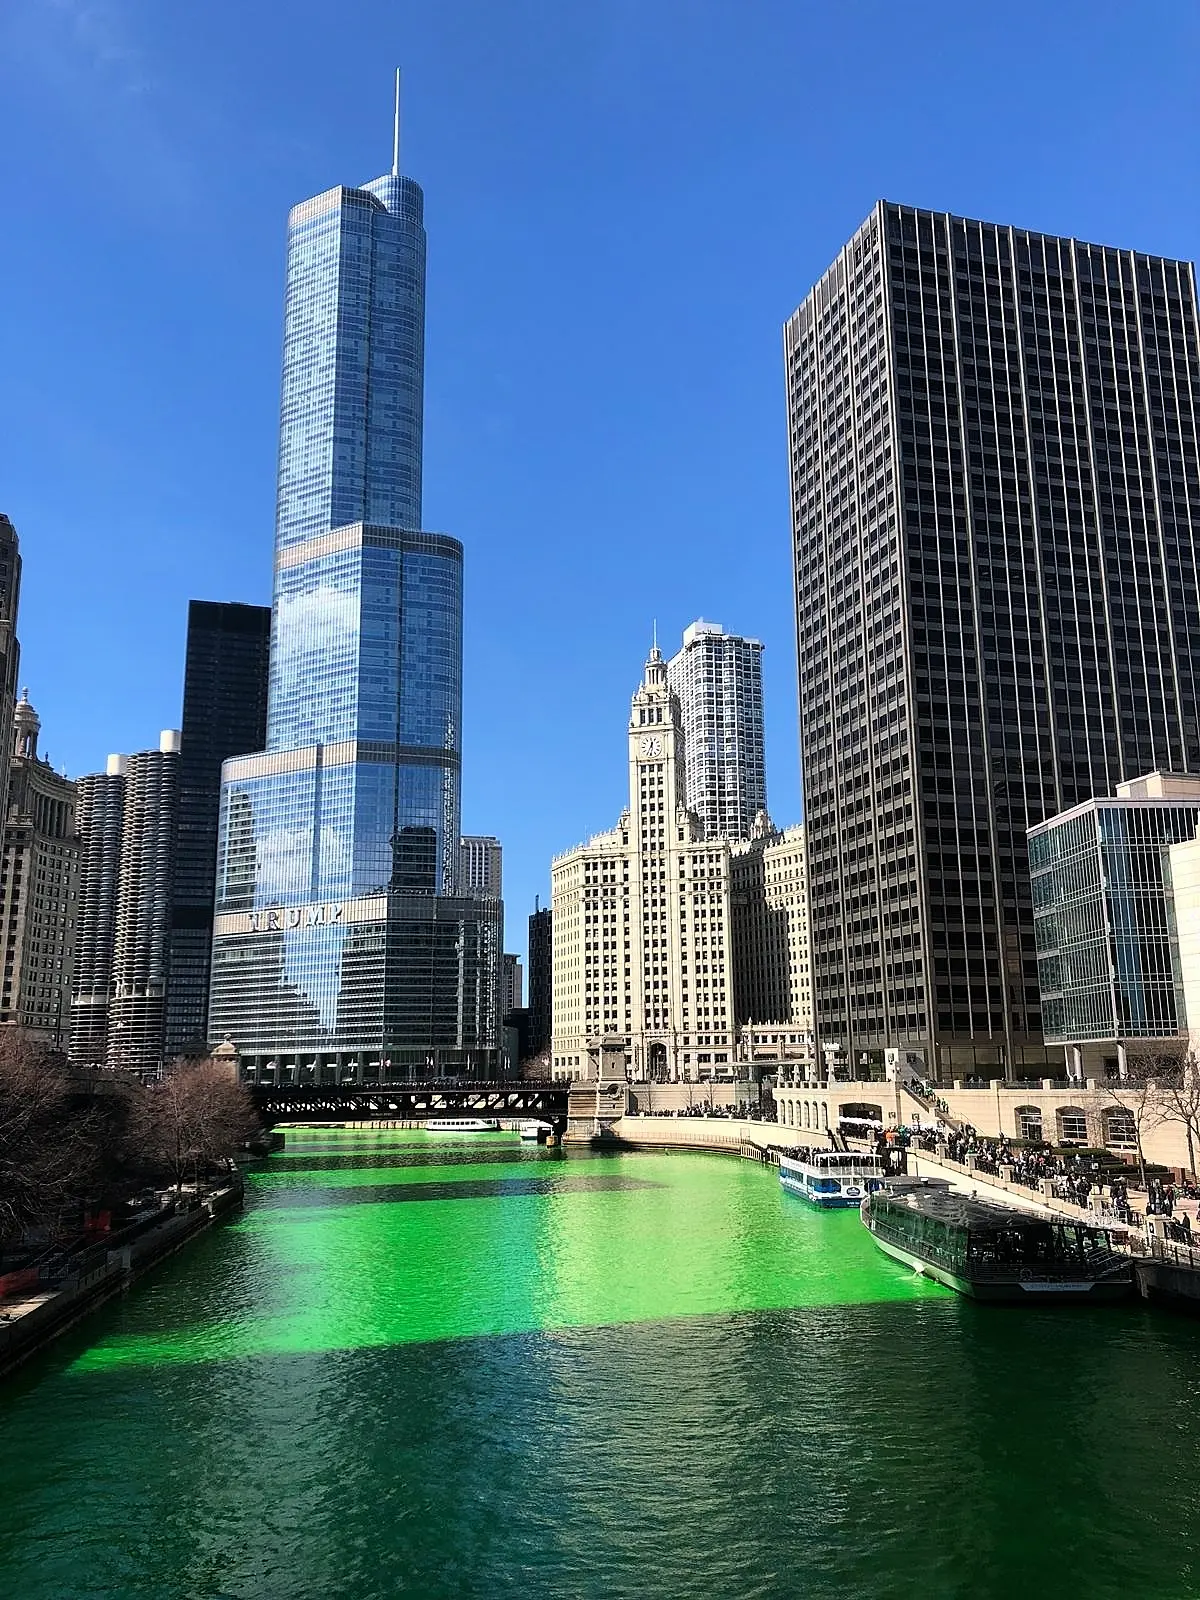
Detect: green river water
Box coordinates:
(2, 1127, 1200, 1599)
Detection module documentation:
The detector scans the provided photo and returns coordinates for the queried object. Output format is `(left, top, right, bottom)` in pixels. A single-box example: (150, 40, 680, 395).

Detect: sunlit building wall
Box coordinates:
(666, 620, 766, 842)
(0, 694, 78, 1045)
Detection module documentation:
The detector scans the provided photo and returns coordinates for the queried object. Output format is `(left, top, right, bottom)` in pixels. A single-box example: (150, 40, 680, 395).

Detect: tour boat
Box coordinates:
(424, 1117, 501, 1134)
(777, 1149, 887, 1208)
(860, 1186, 1134, 1302)
(519, 1120, 552, 1141)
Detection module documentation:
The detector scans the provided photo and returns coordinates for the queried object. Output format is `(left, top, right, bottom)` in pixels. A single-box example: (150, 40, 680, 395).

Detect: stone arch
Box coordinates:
(1015, 1105, 1043, 1141)
(839, 1101, 883, 1131)
(1056, 1105, 1089, 1145)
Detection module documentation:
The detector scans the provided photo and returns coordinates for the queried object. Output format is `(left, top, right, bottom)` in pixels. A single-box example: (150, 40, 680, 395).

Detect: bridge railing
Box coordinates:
(248, 1079, 560, 1094)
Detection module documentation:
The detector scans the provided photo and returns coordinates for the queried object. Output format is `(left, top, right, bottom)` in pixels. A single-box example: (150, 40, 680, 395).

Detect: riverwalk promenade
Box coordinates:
(615, 1111, 1174, 1223)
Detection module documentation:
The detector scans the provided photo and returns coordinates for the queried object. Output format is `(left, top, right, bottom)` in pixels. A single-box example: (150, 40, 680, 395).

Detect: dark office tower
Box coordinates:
(165, 602, 270, 1055)
(0, 516, 23, 845)
(108, 733, 180, 1072)
(527, 903, 552, 1056)
(69, 758, 126, 1065)
(785, 202, 1200, 1084)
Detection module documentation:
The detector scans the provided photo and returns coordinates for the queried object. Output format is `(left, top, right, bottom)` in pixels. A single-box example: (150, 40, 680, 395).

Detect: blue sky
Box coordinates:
(1, 0, 1197, 961)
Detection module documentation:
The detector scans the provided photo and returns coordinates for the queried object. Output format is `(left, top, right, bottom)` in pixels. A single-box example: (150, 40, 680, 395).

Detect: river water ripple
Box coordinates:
(1, 1128, 1199, 1599)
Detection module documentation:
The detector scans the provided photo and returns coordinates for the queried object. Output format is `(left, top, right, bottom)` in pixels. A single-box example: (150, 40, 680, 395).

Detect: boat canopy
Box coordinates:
(881, 1188, 1117, 1244)
(783, 1149, 884, 1171)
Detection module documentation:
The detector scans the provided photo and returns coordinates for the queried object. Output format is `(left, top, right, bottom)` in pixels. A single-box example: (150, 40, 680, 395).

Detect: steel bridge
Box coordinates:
(250, 1080, 569, 1125)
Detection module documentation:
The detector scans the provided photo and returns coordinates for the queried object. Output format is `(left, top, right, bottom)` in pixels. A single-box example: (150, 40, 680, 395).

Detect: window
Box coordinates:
(1103, 1107, 1137, 1148)
(1056, 1106, 1088, 1145)
(1015, 1105, 1043, 1141)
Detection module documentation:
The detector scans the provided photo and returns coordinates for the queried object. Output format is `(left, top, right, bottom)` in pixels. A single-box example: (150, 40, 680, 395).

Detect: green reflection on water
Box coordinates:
(69, 1131, 944, 1372)
(6, 1129, 1200, 1600)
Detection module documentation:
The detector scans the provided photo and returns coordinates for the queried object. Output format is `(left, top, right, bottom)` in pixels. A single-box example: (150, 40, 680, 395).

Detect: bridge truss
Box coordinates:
(251, 1080, 569, 1124)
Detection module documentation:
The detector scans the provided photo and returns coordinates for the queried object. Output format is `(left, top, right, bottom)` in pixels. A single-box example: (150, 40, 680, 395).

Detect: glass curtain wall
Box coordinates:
(208, 165, 497, 1077)
(1030, 801, 1200, 1042)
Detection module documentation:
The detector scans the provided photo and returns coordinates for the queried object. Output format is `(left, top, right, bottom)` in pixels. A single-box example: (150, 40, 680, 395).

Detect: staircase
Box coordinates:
(899, 1082, 963, 1132)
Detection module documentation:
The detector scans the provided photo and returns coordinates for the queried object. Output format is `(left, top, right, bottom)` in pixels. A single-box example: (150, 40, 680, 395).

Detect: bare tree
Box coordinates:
(1108, 1043, 1186, 1190)
(130, 1059, 260, 1191)
(1149, 1051, 1200, 1179)
(0, 1032, 105, 1245)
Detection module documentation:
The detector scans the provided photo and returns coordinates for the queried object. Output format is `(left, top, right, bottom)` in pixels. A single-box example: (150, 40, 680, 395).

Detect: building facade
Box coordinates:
(1170, 823, 1200, 1059)
(0, 518, 22, 850)
(502, 952, 523, 1015)
(166, 601, 271, 1055)
(208, 131, 499, 1080)
(666, 620, 766, 841)
(551, 646, 737, 1082)
(786, 202, 1200, 1083)
(69, 757, 126, 1065)
(1028, 773, 1200, 1076)
(0, 695, 78, 1043)
(107, 732, 180, 1073)
(460, 836, 502, 899)
(527, 902, 552, 1055)
(730, 818, 813, 1044)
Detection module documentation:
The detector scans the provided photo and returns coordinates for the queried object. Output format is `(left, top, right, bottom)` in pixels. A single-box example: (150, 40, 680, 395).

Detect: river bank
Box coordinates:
(0, 1177, 244, 1380)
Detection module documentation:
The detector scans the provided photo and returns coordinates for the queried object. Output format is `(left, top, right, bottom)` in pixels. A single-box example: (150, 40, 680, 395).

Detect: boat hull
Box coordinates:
(867, 1228, 1133, 1302)
(778, 1155, 882, 1209)
(779, 1173, 865, 1208)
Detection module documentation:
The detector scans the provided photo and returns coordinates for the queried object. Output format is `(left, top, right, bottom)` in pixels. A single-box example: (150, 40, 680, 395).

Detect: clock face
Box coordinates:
(640, 734, 663, 758)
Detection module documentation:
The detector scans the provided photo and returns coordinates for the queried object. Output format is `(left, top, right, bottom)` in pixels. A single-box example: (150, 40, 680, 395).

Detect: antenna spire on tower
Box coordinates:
(392, 67, 402, 176)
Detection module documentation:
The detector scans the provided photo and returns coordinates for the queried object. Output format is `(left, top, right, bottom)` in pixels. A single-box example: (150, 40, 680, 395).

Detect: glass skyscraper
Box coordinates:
(208, 151, 500, 1081)
(1028, 776, 1200, 1065)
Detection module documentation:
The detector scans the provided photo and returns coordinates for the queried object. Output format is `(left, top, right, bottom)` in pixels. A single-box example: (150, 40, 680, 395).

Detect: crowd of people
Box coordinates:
(902, 1124, 1140, 1223)
(627, 1101, 776, 1120)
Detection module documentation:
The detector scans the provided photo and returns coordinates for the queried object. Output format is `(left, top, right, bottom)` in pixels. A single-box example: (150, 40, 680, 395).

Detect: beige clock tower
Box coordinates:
(551, 640, 737, 1085)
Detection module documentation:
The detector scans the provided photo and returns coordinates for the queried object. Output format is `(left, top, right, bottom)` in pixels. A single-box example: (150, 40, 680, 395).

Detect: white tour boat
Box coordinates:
(778, 1148, 887, 1209)
(519, 1120, 552, 1141)
(424, 1117, 501, 1134)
